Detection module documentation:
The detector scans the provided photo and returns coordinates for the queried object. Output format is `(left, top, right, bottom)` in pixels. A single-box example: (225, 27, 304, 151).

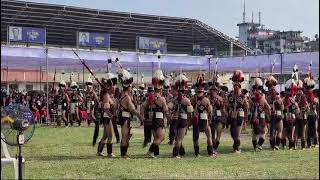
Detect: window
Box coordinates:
(26, 84, 33, 91)
(9, 84, 18, 91)
(275, 41, 280, 46)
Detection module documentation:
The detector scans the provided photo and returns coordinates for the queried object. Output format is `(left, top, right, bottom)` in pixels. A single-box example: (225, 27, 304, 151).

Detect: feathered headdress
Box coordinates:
(175, 74, 189, 91)
(304, 61, 315, 90)
(195, 73, 206, 92)
(251, 77, 264, 91)
(102, 73, 118, 86)
(152, 69, 165, 89)
(115, 58, 133, 87)
(231, 70, 244, 83)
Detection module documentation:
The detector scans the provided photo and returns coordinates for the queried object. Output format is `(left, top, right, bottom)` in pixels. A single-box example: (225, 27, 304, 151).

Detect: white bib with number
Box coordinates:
(70, 103, 76, 114)
(103, 112, 110, 118)
(260, 113, 265, 119)
(122, 111, 131, 118)
(239, 111, 245, 117)
(200, 113, 208, 120)
(156, 112, 164, 119)
(276, 111, 282, 116)
(216, 110, 222, 117)
(180, 113, 187, 119)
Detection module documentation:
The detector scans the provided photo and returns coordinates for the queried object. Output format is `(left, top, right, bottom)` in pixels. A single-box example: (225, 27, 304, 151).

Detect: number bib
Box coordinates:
(122, 111, 131, 118)
(276, 111, 281, 116)
(200, 113, 208, 120)
(156, 112, 164, 119)
(216, 110, 222, 117)
(180, 113, 187, 119)
(70, 103, 76, 114)
(239, 111, 245, 117)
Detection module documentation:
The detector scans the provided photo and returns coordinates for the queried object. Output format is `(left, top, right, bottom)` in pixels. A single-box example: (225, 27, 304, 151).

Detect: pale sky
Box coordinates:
(26, 0, 319, 39)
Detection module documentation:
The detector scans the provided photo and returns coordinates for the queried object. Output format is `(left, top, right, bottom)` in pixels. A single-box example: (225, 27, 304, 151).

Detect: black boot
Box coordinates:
(107, 143, 113, 155)
(276, 137, 281, 147)
(120, 146, 126, 157)
(148, 143, 157, 154)
(172, 147, 179, 157)
(232, 141, 236, 151)
(207, 145, 213, 156)
(194, 145, 200, 156)
(270, 138, 275, 149)
(257, 138, 264, 150)
(281, 139, 287, 148)
(179, 146, 186, 156)
(301, 140, 306, 149)
(288, 140, 294, 149)
(236, 139, 241, 151)
(307, 138, 311, 148)
(92, 123, 100, 146)
(213, 141, 220, 150)
(252, 140, 258, 150)
(154, 145, 160, 156)
(97, 142, 105, 154)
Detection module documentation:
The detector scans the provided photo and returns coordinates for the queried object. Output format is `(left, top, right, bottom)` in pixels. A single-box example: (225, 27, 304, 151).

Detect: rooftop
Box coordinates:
(1, 0, 253, 54)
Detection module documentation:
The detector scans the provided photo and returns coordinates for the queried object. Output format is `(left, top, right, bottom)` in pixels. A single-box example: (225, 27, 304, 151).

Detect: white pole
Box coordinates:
(46, 48, 49, 126)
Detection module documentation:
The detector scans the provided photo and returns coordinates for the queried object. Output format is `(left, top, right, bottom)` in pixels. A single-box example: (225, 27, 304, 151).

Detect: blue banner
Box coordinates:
(9, 26, 46, 44)
(78, 32, 110, 47)
(138, 36, 167, 51)
(192, 44, 215, 56)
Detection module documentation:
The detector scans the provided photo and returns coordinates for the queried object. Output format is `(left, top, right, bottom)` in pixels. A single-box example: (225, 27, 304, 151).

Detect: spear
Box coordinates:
(52, 68, 56, 92)
(72, 49, 103, 87)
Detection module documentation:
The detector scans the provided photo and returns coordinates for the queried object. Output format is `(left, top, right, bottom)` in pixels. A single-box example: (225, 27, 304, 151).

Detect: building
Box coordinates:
(237, 1, 306, 55)
(1, 0, 253, 56)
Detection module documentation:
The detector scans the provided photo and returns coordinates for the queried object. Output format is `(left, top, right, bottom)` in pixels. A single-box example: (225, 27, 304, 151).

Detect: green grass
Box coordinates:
(1, 123, 319, 179)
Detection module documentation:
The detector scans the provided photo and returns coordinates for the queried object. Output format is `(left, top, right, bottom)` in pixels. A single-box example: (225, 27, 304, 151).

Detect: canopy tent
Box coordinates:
(1, 45, 319, 75)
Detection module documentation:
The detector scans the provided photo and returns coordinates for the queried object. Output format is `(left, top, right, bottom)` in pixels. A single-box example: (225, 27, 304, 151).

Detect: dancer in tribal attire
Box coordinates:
(209, 75, 226, 152)
(249, 78, 271, 151)
(304, 73, 319, 148)
(282, 78, 300, 150)
(118, 68, 143, 158)
(69, 81, 83, 126)
(144, 70, 168, 158)
(137, 83, 146, 127)
(163, 76, 176, 145)
(227, 70, 249, 153)
(54, 80, 70, 127)
(141, 86, 154, 147)
(265, 75, 284, 150)
(171, 73, 192, 158)
(294, 80, 308, 149)
(84, 77, 98, 127)
(82, 77, 101, 146)
(191, 74, 216, 157)
(96, 73, 118, 157)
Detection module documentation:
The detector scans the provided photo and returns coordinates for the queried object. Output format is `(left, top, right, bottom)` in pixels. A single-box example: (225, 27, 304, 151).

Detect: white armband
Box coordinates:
(187, 105, 194, 113)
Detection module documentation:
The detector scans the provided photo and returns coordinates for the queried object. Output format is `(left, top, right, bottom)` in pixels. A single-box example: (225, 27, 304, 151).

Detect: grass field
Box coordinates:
(1, 123, 319, 179)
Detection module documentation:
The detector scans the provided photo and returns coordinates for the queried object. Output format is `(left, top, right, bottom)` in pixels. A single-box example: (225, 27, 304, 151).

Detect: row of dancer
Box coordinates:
(52, 61, 318, 158)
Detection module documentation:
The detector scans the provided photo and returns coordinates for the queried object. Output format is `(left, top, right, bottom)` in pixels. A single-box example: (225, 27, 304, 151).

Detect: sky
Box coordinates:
(26, 0, 319, 39)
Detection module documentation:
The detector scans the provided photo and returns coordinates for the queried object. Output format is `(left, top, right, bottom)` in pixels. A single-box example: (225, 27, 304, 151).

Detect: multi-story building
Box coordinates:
(237, 1, 306, 55)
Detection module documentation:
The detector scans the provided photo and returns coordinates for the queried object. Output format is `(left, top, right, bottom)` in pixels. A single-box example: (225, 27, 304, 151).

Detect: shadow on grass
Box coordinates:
(29, 155, 101, 161)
